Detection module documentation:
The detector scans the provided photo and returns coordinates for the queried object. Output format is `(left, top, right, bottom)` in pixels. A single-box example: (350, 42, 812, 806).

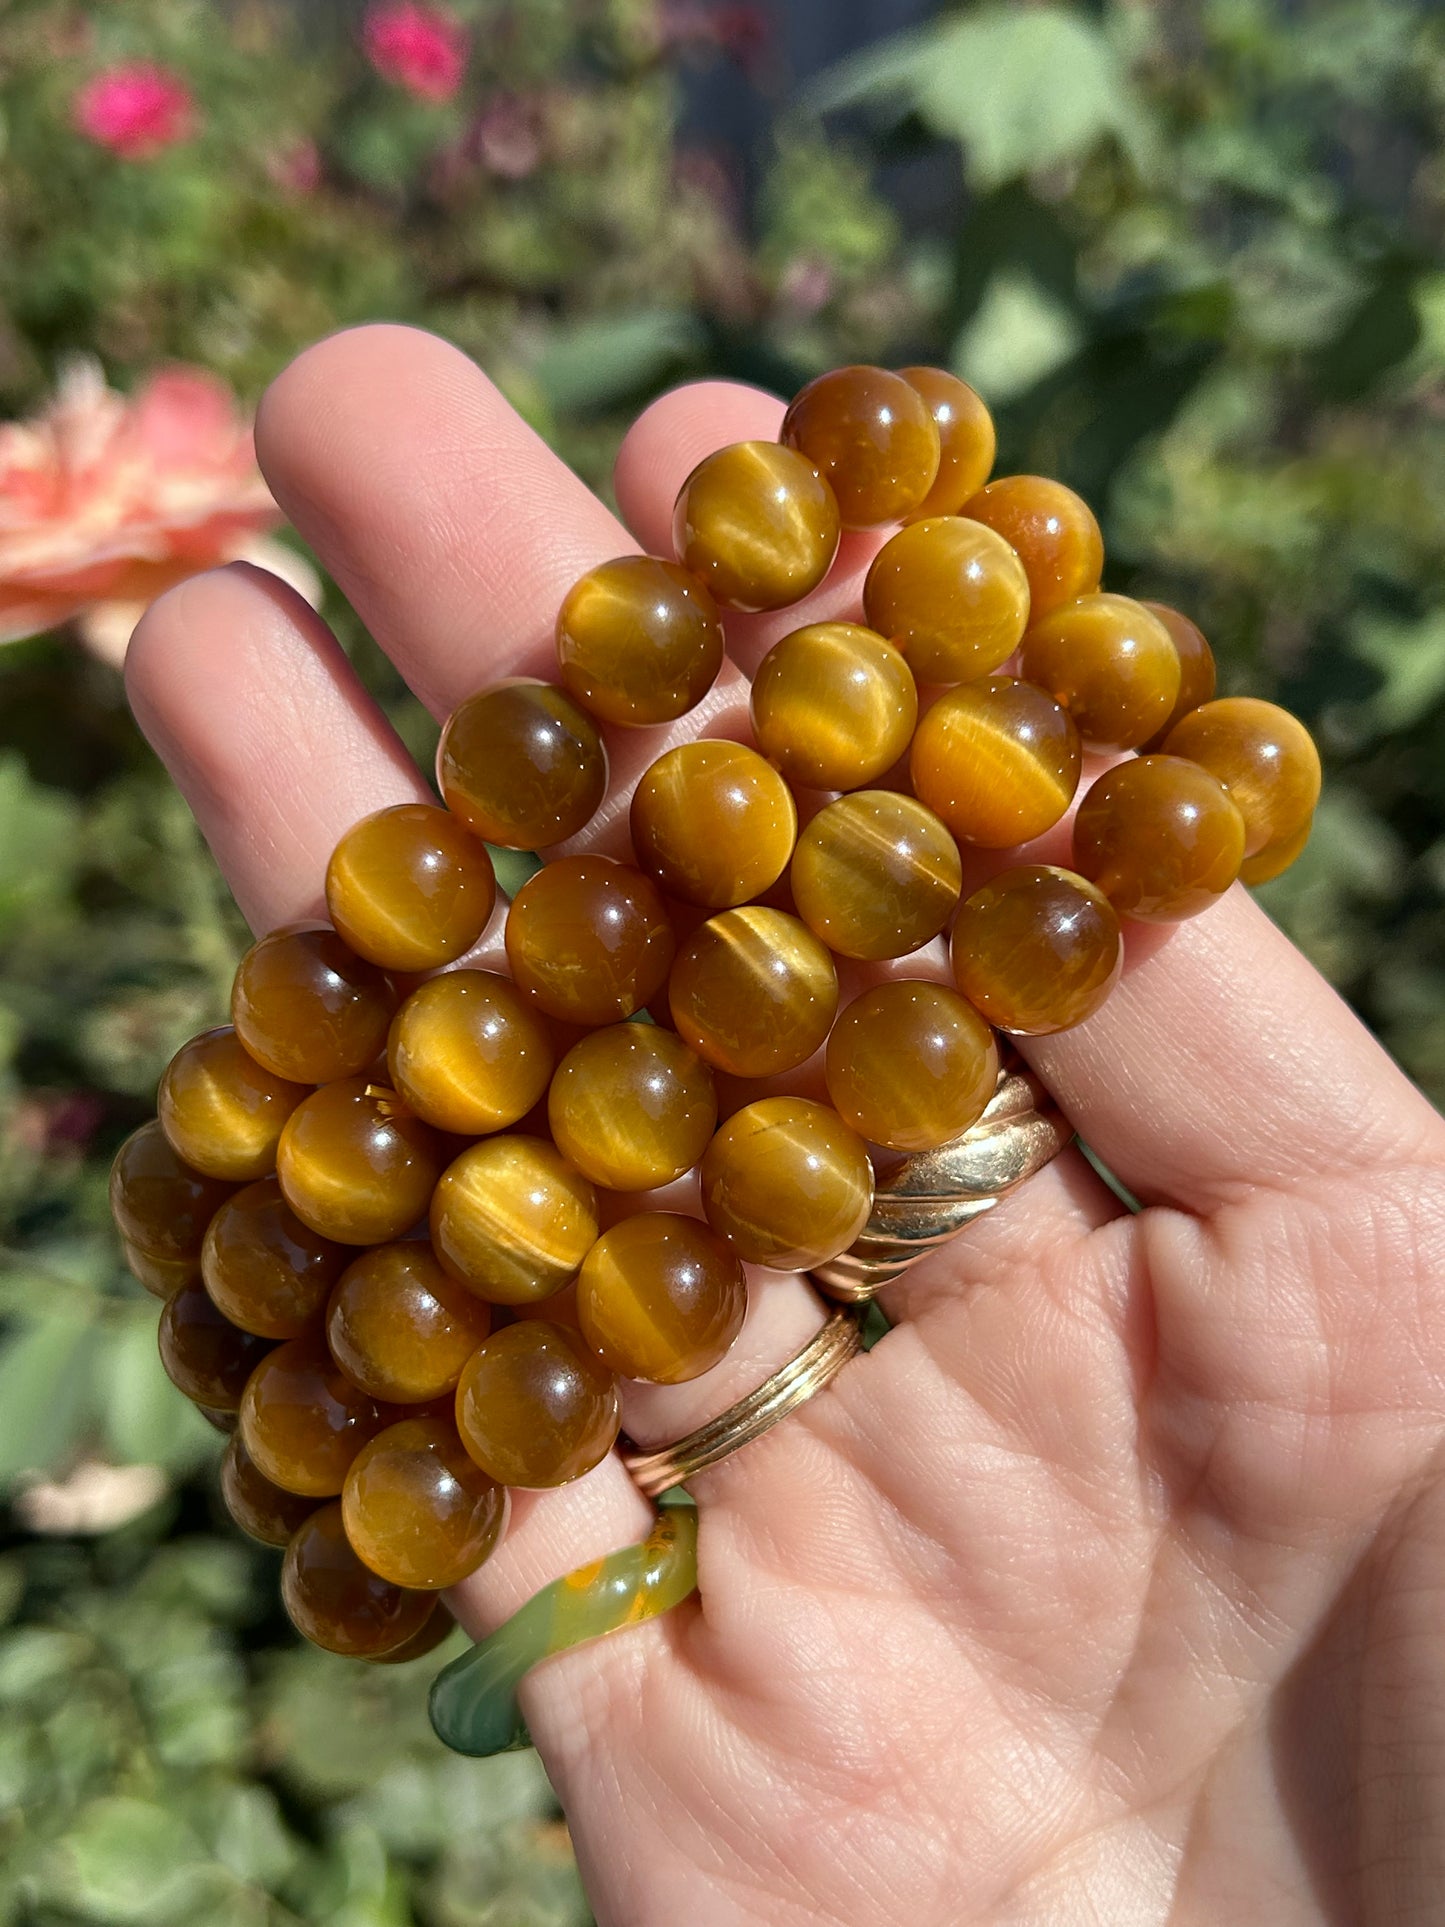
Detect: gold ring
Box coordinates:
(620, 1306, 866, 1497)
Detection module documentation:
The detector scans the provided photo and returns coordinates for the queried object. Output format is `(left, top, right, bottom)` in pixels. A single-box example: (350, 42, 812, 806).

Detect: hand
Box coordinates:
(126, 327, 1445, 1927)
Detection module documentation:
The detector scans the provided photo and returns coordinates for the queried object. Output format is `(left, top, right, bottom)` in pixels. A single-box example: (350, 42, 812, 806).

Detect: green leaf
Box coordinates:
(97, 1314, 216, 1474)
(0, 753, 80, 933)
(533, 309, 703, 414)
(1350, 610, 1445, 737)
(0, 1315, 99, 1488)
(951, 271, 1081, 403)
(49, 1797, 216, 1926)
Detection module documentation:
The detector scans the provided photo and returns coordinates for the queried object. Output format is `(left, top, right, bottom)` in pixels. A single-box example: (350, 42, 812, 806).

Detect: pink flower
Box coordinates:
(72, 63, 195, 159)
(363, 2, 468, 103)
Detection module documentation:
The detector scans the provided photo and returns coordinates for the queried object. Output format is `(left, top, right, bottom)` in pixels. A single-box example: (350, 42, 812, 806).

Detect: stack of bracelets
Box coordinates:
(108, 363, 1321, 1754)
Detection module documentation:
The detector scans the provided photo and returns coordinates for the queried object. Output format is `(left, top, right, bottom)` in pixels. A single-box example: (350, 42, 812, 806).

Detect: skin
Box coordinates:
(126, 326, 1445, 1927)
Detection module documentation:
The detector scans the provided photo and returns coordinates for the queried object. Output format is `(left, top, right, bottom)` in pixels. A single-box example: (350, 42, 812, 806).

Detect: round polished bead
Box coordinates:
(437, 679, 607, 850)
(123, 1241, 196, 1301)
(455, 1322, 620, 1488)
(110, 1120, 234, 1265)
(556, 554, 724, 726)
(962, 475, 1103, 618)
(505, 856, 675, 1026)
(158, 1280, 273, 1412)
(750, 623, 917, 791)
(364, 1603, 455, 1665)
(282, 1502, 435, 1657)
(342, 1415, 508, 1590)
(629, 740, 797, 908)
(862, 517, 1031, 683)
(781, 364, 941, 527)
(669, 907, 838, 1078)
(548, 1023, 717, 1192)
(898, 367, 996, 518)
(576, 1212, 746, 1384)
(1073, 756, 1246, 922)
(197, 1405, 240, 1435)
(231, 925, 397, 1086)
(790, 791, 962, 961)
(1018, 594, 1181, 751)
(1163, 697, 1321, 858)
(430, 1135, 599, 1305)
(325, 803, 497, 974)
(1141, 602, 1217, 748)
(327, 1242, 492, 1404)
(1240, 817, 1312, 886)
(673, 440, 840, 612)
(825, 982, 1000, 1151)
(220, 1432, 319, 1547)
(276, 1080, 442, 1246)
(951, 864, 1123, 1034)
(239, 1334, 393, 1497)
(701, 1097, 873, 1271)
(387, 970, 554, 1136)
(909, 677, 1081, 848)
(202, 1177, 346, 1339)
(158, 1027, 308, 1182)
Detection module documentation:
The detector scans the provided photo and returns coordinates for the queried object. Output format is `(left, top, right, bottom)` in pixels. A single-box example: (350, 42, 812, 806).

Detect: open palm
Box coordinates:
(126, 327, 1445, 1926)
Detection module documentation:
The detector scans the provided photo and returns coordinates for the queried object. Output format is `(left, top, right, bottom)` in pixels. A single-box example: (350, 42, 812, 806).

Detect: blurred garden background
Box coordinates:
(1, 0, 1443, 1919)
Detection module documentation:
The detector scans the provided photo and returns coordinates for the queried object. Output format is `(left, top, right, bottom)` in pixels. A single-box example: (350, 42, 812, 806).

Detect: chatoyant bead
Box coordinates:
(158, 1027, 308, 1182)
(556, 555, 724, 726)
(898, 367, 996, 518)
(548, 1023, 717, 1192)
(576, 1212, 747, 1384)
(1163, 697, 1321, 857)
(438, 679, 607, 849)
(276, 1080, 442, 1246)
(342, 1415, 508, 1589)
(674, 440, 840, 612)
(862, 518, 1031, 683)
(962, 475, 1103, 618)
(629, 741, 797, 907)
(669, 907, 838, 1078)
(158, 1279, 272, 1412)
(282, 1502, 435, 1657)
(951, 865, 1123, 1034)
(505, 856, 675, 1026)
(325, 803, 497, 974)
(1073, 756, 1245, 922)
(430, 1135, 598, 1304)
(231, 925, 396, 1085)
(701, 1098, 873, 1271)
(455, 1322, 620, 1487)
(1018, 594, 1181, 751)
(1240, 817, 1312, 885)
(327, 1242, 492, 1404)
(790, 790, 962, 961)
(909, 676, 1081, 848)
(202, 1177, 346, 1339)
(750, 623, 917, 791)
(1141, 602, 1216, 747)
(780, 364, 941, 527)
(239, 1334, 393, 1497)
(110, 1120, 234, 1265)
(123, 1241, 196, 1301)
(387, 970, 554, 1135)
(220, 1432, 319, 1547)
(825, 983, 1000, 1150)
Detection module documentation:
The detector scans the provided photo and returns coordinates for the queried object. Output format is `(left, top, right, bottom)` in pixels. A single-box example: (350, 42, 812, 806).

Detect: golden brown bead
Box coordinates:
(231, 924, 397, 1086)
(700, 1097, 873, 1271)
(123, 1241, 196, 1301)
(862, 517, 1031, 683)
(327, 1241, 492, 1404)
(202, 1177, 346, 1339)
(556, 555, 725, 726)
(325, 803, 497, 974)
(909, 676, 1081, 848)
(158, 1279, 273, 1412)
(951, 865, 1123, 1034)
(576, 1212, 746, 1384)
(750, 623, 917, 791)
(780, 364, 941, 528)
(790, 790, 962, 961)
(962, 475, 1104, 618)
(220, 1432, 319, 1547)
(673, 440, 840, 612)
(504, 856, 676, 1026)
(669, 906, 838, 1078)
(276, 1080, 442, 1246)
(455, 1322, 620, 1487)
(342, 1414, 508, 1590)
(1140, 602, 1217, 747)
(387, 970, 554, 1136)
(1239, 817, 1312, 886)
(629, 740, 797, 908)
(1162, 697, 1321, 858)
(1017, 594, 1181, 751)
(110, 1120, 234, 1265)
(824, 982, 1000, 1151)
(898, 367, 996, 518)
(282, 1502, 435, 1657)
(437, 679, 608, 850)
(1073, 755, 1246, 922)
(239, 1334, 393, 1497)
(430, 1135, 599, 1305)
(548, 1023, 717, 1192)
(158, 1027, 308, 1182)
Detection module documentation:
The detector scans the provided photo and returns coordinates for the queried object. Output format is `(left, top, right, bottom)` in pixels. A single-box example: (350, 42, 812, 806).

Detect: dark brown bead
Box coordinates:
(276, 1080, 443, 1246)
(325, 803, 497, 974)
(790, 790, 961, 962)
(239, 1334, 393, 1497)
(781, 365, 941, 527)
(668, 907, 838, 1078)
(158, 1279, 273, 1413)
(1072, 755, 1246, 922)
(1017, 594, 1181, 751)
(455, 1322, 620, 1487)
(824, 982, 999, 1150)
(363, 1602, 455, 1665)
(110, 1120, 234, 1265)
(438, 679, 608, 850)
(505, 856, 675, 1026)
(962, 475, 1103, 618)
(1140, 602, 1217, 748)
(231, 925, 396, 1086)
(1162, 697, 1320, 857)
(123, 1241, 196, 1301)
(201, 1177, 346, 1339)
(220, 1432, 319, 1547)
(548, 1022, 717, 1192)
(576, 1211, 747, 1384)
(281, 1501, 435, 1657)
(951, 865, 1123, 1034)
(557, 555, 724, 726)
(700, 1097, 873, 1272)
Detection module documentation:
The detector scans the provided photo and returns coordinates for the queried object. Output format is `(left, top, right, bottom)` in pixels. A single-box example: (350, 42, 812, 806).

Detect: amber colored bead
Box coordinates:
(700, 1097, 873, 1271)
(556, 555, 725, 727)
(1163, 697, 1321, 858)
(862, 518, 1031, 684)
(325, 803, 496, 975)
(548, 1023, 717, 1192)
(790, 791, 961, 962)
(909, 677, 1081, 849)
(220, 1432, 318, 1547)
(898, 367, 996, 518)
(231, 925, 396, 1086)
(276, 1080, 441, 1246)
(750, 623, 917, 791)
(455, 1321, 620, 1487)
(576, 1212, 746, 1384)
(669, 907, 837, 1078)
(198, 1405, 240, 1435)
(342, 1414, 508, 1590)
(951, 865, 1123, 1034)
(1018, 594, 1181, 752)
(438, 679, 608, 850)
(239, 1334, 392, 1497)
(282, 1502, 434, 1657)
(364, 1602, 455, 1665)
(1140, 602, 1217, 748)
(673, 440, 840, 612)
(781, 364, 941, 528)
(386, 971, 553, 1136)
(1240, 817, 1312, 886)
(962, 475, 1104, 619)
(430, 1135, 598, 1305)
(158, 1279, 273, 1412)
(824, 983, 999, 1151)
(327, 1241, 492, 1404)
(158, 1026, 308, 1182)
(505, 856, 675, 1026)
(110, 1120, 234, 1265)
(1073, 756, 1246, 922)
(629, 741, 797, 908)
(123, 1240, 196, 1301)
(201, 1177, 346, 1339)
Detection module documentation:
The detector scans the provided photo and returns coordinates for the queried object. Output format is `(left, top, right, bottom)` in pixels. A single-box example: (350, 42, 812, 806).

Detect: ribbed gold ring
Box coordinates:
(621, 1306, 866, 1498)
